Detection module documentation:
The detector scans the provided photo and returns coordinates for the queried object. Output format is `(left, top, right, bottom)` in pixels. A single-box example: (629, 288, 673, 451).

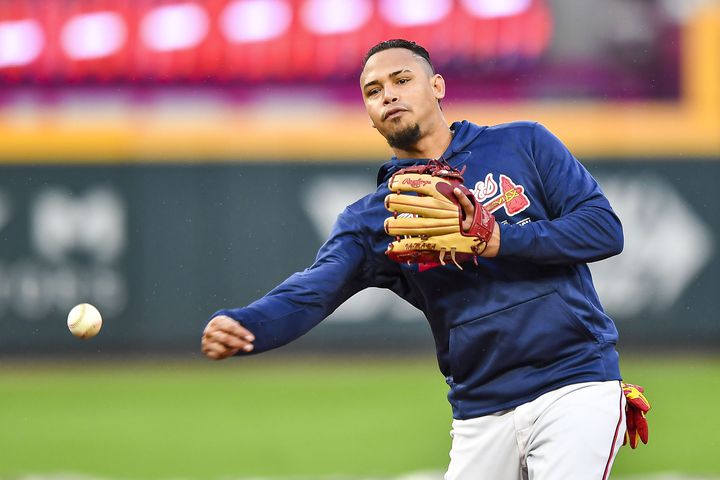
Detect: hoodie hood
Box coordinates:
(376, 120, 488, 186)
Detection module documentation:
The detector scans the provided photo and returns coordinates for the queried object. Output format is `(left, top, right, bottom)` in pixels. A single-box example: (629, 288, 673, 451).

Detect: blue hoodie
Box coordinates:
(215, 121, 624, 420)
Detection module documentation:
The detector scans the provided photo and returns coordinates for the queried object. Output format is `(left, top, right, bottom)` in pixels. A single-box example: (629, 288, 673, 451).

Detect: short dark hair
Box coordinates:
(362, 39, 435, 73)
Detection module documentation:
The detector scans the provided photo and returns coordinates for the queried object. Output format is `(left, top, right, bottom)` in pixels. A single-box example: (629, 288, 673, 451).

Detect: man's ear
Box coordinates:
(432, 74, 446, 101)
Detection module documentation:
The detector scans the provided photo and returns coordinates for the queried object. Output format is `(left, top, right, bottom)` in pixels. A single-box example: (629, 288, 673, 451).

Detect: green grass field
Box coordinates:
(0, 354, 719, 479)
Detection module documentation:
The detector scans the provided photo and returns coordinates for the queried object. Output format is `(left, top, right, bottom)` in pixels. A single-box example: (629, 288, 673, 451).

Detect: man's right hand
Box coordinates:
(201, 315, 255, 360)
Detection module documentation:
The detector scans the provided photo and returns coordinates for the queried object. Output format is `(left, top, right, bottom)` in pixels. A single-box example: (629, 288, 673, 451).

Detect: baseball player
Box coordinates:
(201, 39, 650, 479)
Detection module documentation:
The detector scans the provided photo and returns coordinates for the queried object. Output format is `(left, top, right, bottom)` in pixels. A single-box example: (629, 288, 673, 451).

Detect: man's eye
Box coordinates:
(368, 89, 380, 96)
(397, 78, 409, 84)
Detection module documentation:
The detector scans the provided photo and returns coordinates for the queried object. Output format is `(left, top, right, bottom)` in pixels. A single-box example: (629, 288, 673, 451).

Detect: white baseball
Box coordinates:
(67, 303, 103, 339)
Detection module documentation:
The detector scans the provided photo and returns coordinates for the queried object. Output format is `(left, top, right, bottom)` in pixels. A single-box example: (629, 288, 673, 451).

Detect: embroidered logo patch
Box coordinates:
(479, 174, 530, 216)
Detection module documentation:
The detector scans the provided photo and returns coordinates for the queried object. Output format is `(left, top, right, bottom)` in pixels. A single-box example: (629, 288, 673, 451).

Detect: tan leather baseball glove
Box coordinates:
(384, 159, 495, 269)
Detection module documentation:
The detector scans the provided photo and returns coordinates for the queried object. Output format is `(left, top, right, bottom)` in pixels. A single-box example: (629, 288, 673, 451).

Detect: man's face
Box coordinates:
(360, 48, 444, 150)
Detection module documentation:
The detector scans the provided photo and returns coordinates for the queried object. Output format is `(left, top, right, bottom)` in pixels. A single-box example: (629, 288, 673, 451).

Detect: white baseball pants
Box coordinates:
(445, 381, 626, 480)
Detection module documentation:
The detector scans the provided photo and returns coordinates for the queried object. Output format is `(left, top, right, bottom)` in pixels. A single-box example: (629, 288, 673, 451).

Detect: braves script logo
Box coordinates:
(402, 178, 431, 188)
(478, 174, 530, 216)
(473, 173, 499, 202)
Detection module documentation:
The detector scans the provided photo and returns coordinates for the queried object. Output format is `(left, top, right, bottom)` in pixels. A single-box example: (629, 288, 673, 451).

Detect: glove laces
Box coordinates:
(423, 158, 466, 180)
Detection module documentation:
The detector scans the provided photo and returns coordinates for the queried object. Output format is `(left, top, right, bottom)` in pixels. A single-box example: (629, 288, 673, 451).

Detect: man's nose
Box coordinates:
(383, 87, 398, 105)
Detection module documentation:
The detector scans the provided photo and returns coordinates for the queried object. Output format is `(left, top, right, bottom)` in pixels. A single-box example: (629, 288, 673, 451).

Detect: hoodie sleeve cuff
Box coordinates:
(210, 308, 271, 355)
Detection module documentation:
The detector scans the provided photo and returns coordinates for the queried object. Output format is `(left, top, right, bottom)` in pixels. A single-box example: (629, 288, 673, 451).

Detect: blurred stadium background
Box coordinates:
(0, 0, 719, 478)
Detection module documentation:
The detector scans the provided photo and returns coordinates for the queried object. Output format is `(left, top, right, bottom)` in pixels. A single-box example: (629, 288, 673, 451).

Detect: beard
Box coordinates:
(385, 122, 421, 151)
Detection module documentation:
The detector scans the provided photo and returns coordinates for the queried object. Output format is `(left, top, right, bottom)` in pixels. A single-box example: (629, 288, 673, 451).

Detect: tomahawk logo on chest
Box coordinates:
(472, 173, 530, 216)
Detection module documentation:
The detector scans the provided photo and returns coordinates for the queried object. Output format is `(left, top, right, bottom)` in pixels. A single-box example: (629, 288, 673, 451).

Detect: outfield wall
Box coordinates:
(0, 159, 717, 355)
